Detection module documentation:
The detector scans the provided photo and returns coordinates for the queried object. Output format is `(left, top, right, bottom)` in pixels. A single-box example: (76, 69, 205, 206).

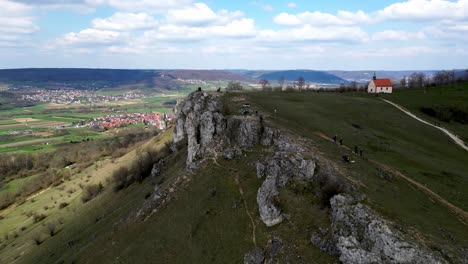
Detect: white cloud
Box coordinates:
(372, 30, 426, 41)
(166, 3, 243, 26)
(88, 0, 193, 12)
(92, 12, 158, 31)
(55, 28, 127, 46)
(274, 12, 301, 26)
(287, 2, 297, 8)
(258, 25, 369, 43)
(377, 0, 468, 21)
(274, 10, 372, 26)
(166, 3, 218, 25)
(275, 0, 468, 27)
(0, 0, 38, 46)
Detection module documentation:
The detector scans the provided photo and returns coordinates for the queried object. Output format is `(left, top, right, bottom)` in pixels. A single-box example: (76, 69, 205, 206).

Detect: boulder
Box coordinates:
(244, 248, 265, 264)
(328, 194, 446, 264)
(223, 147, 242, 160)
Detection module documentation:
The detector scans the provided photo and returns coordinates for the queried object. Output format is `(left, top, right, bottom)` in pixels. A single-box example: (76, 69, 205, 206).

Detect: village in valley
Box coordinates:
(80, 112, 175, 130)
(19, 89, 144, 105)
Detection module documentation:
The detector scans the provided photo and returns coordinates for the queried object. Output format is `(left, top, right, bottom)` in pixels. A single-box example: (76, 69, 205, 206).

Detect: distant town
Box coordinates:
(78, 112, 175, 130)
(19, 89, 144, 105)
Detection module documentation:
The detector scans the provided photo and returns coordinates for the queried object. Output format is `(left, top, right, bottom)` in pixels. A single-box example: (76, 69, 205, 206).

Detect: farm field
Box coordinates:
(0, 92, 186, 153)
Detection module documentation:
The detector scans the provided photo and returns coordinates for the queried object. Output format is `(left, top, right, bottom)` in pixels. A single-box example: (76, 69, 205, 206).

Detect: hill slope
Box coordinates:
(0, 86, 466, 263)
(258, 70, 348, 84)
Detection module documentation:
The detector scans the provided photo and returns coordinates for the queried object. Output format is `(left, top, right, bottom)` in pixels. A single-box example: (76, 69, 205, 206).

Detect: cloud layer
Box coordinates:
(2, 0, 468, 69)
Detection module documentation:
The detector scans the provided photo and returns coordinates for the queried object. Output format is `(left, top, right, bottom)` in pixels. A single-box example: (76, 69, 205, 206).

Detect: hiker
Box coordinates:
(339, 138, 343, 145)
(197, 87, 202, 92)
(342, 155, 351, 163)
(359, 149, 363, 157)
(354, 145, 358, 154)
(333, 135, 337, 143)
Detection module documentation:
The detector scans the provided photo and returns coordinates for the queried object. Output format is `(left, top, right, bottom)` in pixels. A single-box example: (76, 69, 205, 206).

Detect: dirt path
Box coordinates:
(370, 159, 468, 225)
(382, 99, 468, 152)
(313, 130, 468, 225)
(233, 170, 257, 247)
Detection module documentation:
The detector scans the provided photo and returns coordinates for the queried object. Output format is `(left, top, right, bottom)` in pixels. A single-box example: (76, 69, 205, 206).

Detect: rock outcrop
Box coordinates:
(256, 150, 316, 226)
(313, 194, 446, 264)
(173, 91, 226, 169)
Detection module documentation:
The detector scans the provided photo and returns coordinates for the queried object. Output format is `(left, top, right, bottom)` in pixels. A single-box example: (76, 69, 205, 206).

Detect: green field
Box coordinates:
(0, 93, 185, 153)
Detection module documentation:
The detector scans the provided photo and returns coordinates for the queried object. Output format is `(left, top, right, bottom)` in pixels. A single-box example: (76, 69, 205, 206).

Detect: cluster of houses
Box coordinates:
(20, 89, 144, 104)
(85, 112, 175, 130)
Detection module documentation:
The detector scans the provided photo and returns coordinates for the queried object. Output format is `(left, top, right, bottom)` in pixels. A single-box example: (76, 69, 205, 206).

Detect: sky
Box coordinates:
(0, 0, 467, 70)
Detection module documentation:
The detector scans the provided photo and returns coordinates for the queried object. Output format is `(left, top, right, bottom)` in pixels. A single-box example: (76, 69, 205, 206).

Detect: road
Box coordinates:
(382, 99, 468, 152)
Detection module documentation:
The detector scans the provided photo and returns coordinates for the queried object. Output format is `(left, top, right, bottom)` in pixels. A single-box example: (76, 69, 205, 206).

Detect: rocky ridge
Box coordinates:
(169, 91, 447, 263)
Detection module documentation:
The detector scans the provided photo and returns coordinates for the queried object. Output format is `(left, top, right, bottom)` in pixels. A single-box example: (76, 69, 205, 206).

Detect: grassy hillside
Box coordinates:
(382, 83, 468, 141)
(1, 87, 466, 263)
(228, 89, 467, 258)
(258, 70, 348, 84)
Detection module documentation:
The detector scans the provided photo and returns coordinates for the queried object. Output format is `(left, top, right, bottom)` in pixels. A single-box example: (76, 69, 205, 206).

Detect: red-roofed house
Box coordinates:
(368, 73, 393, 94)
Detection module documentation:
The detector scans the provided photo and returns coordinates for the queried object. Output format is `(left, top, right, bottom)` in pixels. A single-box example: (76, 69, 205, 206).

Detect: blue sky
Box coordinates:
(0, 0, 467, 70)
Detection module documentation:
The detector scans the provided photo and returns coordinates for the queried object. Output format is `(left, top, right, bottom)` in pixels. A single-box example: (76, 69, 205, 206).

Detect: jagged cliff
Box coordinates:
(171, 91, 447, 264)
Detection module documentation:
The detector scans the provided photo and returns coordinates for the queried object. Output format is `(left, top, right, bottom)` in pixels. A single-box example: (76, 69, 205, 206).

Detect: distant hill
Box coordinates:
(0, 68, 253, 90)
(257, 70, 349, 84)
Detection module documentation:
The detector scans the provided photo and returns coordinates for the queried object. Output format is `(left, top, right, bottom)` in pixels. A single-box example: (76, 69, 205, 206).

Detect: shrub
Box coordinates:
(31, 233, 42, 245)
(59, 202, 69, 209)
(111, 167, 130, 192)
(46, 222, 57, 237)
(81, 183, 103, 203)
(33, 213, 47, 223)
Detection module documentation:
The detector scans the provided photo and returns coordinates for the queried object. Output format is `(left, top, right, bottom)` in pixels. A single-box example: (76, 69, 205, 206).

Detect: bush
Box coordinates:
(81, 183, 103, 203)
(58, 202, 69, 209)
(33, 213, 47, 223)
(31, 233, 42, 245)
(111, 167, 129, 192)
(46, 222, 57, 237)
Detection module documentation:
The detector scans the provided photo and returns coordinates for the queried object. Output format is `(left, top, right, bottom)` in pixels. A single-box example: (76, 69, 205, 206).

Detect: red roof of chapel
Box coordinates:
(372, 79, 392, 87)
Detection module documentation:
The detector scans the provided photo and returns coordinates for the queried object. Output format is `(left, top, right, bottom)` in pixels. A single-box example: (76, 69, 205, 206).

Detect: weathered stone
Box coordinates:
(223, 147, 242, 160)
(257, 175, 283, 227)
(244, 248, 265, 264)
(150, 160, 164, 178)
(328, 194, 446, 264)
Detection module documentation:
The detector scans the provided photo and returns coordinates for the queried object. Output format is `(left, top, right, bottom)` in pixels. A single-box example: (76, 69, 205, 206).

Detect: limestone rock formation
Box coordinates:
(256, 146, 316, 227)
(326, 194, 446, 264)
(173, 91, 225, 169)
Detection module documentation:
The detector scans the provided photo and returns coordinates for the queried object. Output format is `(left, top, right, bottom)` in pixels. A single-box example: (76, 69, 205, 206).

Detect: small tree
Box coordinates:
(226, 81, 243, 91)
(259, 79, 270, 91)
(278, 76, 285, 89)
(297, 76, 305, 91)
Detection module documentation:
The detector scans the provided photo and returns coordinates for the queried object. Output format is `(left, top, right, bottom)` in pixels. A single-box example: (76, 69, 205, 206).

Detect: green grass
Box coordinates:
(381, 83, 468, 141)
(223, 90, 467, 259)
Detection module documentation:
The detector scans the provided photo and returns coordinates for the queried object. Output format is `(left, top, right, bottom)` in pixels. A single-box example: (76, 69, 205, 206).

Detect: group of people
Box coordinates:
(333, 134, 364, 163)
